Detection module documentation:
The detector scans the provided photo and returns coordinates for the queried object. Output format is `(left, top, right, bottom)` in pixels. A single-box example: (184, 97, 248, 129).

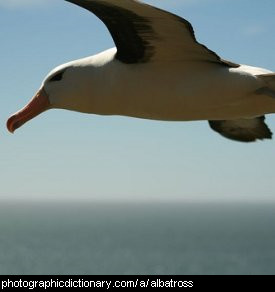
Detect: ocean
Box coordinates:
(0, 201, 274, 275)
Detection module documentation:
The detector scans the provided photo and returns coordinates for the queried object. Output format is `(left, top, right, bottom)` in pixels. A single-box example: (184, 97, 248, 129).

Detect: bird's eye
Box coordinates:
(49, 70, 66, 82)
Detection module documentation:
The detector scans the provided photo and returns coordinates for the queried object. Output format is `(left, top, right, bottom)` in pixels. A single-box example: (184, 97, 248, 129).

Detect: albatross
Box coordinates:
(7, 0, 275, 142)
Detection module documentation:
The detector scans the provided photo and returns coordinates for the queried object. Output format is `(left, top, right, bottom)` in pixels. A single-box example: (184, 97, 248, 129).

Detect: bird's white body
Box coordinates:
(45, 48, 275, 121)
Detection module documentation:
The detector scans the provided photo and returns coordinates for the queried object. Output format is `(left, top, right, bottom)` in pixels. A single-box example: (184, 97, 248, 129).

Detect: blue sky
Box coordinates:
(0, 0, 275, 202)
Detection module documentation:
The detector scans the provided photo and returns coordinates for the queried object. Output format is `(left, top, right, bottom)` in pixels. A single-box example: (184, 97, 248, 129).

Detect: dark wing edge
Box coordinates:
(65, 0, 156, 63)
(209, 116, 273, 142)
(170, 13, 240, 68)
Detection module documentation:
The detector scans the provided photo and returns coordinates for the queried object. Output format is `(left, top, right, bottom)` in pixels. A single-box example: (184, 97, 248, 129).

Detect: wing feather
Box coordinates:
(209, 117, 273, 142)
(65, 0, 239, 66)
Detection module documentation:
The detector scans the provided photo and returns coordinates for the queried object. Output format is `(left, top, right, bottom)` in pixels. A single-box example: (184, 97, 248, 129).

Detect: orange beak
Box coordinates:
(7, 88, 50, 133)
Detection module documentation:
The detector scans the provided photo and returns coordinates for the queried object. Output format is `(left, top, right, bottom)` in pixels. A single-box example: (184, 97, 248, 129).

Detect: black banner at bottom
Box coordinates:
(0, 275, 272, 290)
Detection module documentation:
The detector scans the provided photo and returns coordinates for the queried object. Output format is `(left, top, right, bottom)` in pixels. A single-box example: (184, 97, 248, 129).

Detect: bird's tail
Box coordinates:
(256, 73, 275, 98)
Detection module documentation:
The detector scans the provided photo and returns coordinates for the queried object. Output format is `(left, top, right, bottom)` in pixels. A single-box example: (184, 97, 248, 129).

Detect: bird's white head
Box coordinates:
(7, 60, 96, 133)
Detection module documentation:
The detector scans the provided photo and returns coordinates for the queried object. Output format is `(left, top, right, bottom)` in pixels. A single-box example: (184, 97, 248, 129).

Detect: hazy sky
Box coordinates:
(1, 0, 275, 202)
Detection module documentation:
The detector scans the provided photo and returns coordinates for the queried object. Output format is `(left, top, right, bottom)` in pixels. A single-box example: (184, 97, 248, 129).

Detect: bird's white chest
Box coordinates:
(90, 62, 258, 121)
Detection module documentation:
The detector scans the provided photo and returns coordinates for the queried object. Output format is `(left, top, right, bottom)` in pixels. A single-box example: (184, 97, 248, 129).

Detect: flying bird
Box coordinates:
(7, 0, 275, 142)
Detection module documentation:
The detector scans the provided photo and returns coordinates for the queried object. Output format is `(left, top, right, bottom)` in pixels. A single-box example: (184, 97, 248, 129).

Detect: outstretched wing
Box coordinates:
(65, 0, 239, 66)
(209, 117, 273, 142)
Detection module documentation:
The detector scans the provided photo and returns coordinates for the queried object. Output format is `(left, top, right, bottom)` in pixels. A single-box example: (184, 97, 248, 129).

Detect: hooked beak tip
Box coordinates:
(6, 116, 18, 134)
(6, 88, 50, 134)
